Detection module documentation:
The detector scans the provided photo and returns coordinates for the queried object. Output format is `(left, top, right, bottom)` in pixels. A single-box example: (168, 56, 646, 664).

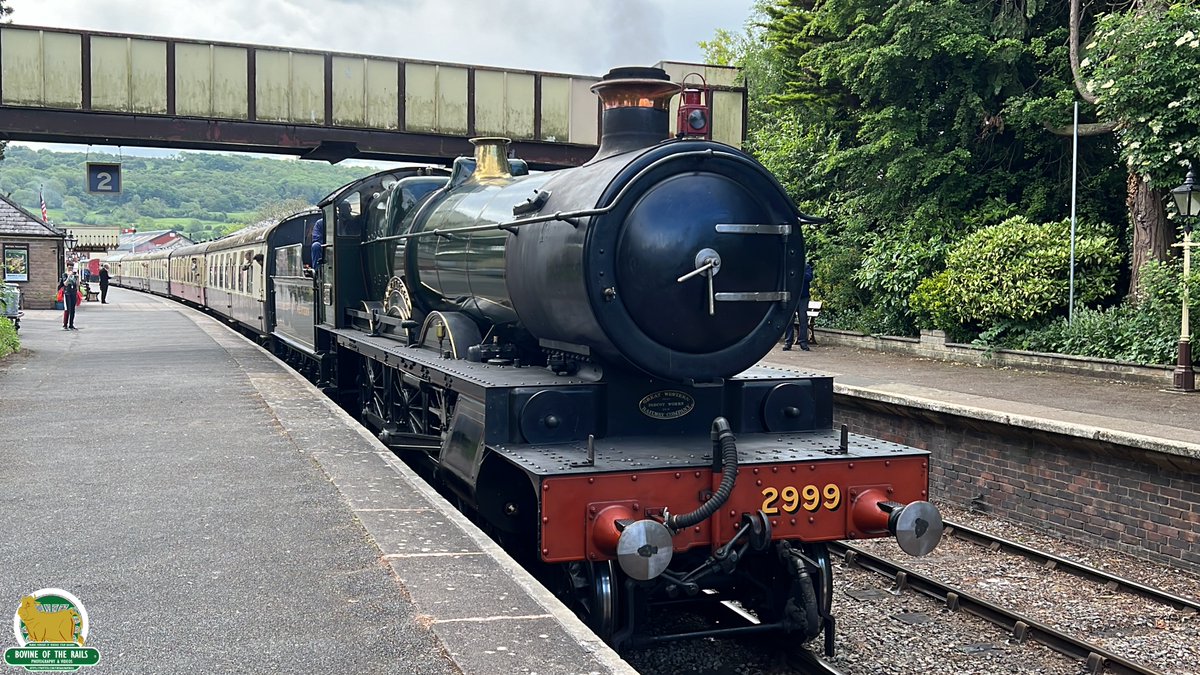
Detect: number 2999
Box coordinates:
(761, 484, 842, 515)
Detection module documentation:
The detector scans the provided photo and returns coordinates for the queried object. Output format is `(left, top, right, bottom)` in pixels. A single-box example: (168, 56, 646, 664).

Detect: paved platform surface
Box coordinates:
(763, 338, 1200, 456)
(0, 288, 632, 675)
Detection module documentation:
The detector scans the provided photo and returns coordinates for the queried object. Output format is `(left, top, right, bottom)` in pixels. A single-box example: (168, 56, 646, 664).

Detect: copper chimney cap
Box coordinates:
(590, 66, 681, 111)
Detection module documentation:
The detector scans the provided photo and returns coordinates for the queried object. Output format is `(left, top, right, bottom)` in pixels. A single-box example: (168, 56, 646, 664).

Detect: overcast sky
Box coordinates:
(12, 0, 756, 76)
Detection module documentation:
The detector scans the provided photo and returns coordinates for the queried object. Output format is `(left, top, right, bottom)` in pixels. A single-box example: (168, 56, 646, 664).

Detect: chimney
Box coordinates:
(590, 67, 681, 160)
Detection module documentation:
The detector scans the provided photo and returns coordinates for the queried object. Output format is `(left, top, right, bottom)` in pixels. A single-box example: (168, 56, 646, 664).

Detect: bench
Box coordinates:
(806, 300, 823, 344)
(791, 300, 823, 345)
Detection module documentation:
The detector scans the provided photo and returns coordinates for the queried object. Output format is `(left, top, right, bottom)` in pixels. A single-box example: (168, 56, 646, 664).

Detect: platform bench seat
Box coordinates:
(806, 300, 823, 344)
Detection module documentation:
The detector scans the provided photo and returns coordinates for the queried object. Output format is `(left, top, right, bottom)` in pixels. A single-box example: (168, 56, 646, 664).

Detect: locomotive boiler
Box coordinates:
(372, 69, 804, 384)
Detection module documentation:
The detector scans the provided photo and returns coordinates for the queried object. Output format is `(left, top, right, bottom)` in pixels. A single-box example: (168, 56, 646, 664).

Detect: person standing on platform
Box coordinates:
(99, 264, 110, 304)
(59, 266, 80, 330)
(782, 262, 814, 351)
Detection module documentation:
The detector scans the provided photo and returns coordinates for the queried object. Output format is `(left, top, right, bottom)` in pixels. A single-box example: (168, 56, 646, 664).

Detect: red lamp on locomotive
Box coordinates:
(675, 73, 711, 140)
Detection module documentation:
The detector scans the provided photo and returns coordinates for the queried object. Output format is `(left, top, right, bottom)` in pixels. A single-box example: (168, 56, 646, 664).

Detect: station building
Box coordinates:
(0, 193, 67, 309)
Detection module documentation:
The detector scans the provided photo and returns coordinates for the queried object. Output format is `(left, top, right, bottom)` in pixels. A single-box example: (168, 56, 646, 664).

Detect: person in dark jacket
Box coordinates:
(783, 262, 814, 351)
(310, 217, 325, 269)
(59, 267, 80, 330)
(99, 264, 110, 304)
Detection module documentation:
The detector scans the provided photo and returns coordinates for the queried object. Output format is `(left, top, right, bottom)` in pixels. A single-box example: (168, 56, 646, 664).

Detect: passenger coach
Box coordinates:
(168, 240, 211, 306)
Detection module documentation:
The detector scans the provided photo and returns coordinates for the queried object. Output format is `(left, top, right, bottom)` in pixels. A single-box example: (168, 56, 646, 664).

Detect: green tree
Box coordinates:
(1010, 1, 1200, 297)
(140, 197, 168, 217)
(1084, 4, 1200, 288)
(61, 196, 85, 222)
(247, 197, 312, 227)
(749, 0, 1119, 333)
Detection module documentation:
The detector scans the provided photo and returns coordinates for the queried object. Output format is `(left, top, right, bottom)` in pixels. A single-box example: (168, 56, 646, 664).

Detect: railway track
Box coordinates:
(629, 596, 845, 675)
(829, 540, 1168, 675)
(786, 645, 846, 675)
(712, 600, 847, 675)
(941, 519, 1200, 614)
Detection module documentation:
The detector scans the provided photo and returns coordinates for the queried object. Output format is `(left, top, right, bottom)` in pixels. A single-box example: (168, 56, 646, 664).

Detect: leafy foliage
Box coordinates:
(1020, 260, 1199, 364)
(745, 0, 1127, 334)
(248, 198, 315, 229)
(0, 318, 16, 358)
(910, 216, 1120, 330)
(0, 280, 17, 358)
(1084, 4, 1200, 187)
(705, 1, 1194, 364)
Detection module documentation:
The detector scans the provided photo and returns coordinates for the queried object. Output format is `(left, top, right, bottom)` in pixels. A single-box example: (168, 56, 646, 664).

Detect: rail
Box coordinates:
(829, 541, 1166, 675)
(943, 519, 1200, 614)
(786, 645, 846, 675)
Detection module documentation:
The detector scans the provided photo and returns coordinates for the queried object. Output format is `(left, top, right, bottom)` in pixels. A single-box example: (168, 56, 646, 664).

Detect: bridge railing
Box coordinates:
(0, 25, 745, 167)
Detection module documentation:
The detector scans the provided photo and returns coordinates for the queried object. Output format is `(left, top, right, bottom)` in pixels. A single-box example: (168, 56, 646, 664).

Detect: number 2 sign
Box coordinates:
(86, 162, 122, 194)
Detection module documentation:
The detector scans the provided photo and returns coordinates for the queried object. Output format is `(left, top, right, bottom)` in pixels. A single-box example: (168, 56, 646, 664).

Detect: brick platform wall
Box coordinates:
(835, 395, 1200, 572)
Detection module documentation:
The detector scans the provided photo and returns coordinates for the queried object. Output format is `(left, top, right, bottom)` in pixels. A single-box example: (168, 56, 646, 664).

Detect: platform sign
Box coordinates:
(86, 162, 121, 194)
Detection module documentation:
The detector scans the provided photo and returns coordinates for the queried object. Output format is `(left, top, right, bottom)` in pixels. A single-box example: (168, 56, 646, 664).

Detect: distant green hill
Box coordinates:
(0, 146, 379, 240)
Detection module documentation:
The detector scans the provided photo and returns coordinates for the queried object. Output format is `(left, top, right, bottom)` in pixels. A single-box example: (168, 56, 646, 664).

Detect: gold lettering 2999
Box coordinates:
(761, 484, 842, 515)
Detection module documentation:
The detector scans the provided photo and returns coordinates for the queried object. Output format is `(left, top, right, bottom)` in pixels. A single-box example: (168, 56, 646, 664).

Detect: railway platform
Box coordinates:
(0, 288, 633, 675)
(764, 340, 1199, 450)
(765, 337, 1200, 573)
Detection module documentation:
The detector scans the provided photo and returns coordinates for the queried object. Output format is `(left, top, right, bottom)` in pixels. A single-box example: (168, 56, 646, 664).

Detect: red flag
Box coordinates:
(39, 186, 48, 223)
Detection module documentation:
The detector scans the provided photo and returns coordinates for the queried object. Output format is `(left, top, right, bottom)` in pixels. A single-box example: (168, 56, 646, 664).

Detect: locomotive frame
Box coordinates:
(110, 66, 942, 653)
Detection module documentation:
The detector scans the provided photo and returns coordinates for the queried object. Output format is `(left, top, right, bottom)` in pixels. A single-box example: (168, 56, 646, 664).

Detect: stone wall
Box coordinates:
(2, 236, 61, 309)
(815, 328, 1173, 386)
(834, 396, 1200, 572)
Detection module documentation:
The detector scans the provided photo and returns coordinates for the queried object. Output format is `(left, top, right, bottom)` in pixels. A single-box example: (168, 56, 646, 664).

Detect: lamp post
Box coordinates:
(62, 233, 77, 279)
(1169, 166, 1200, 392)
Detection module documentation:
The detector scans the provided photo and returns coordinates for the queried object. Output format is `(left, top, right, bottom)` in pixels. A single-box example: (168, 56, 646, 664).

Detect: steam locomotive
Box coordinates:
(110, 66, 942, 652)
